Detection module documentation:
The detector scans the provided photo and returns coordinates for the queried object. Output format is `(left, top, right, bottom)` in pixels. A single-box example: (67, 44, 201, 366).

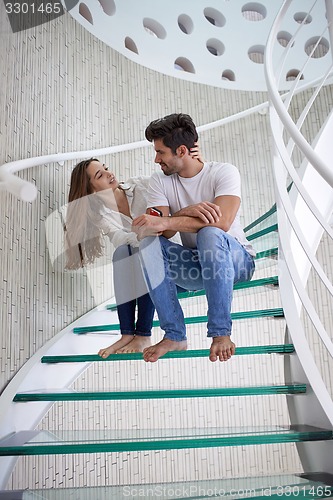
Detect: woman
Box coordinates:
(66, 158, 156, 356)
(66, 146, 203, 356)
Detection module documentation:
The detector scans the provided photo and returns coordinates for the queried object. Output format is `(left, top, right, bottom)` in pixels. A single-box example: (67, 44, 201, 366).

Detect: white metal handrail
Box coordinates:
(1, 105, 274, 201)
(1, 69, 332, 203)
(265, 0, 333, 188)
(265, 0, 333, 425)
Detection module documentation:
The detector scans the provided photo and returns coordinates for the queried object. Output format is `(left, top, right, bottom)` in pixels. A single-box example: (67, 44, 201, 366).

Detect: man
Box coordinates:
(132, 113, 255, 363)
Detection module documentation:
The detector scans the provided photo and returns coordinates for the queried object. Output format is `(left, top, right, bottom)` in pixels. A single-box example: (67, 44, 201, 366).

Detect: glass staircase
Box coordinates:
(3, 473, 333, 499)
(1, 204, 333, 496)
(1, 1, 333, 490)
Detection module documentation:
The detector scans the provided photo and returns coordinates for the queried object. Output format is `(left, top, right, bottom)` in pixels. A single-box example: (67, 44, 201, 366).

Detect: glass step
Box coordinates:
(246, 224, 278, 242)
(243, 184, 291, 236)
(0, 425, 331, 456)
(41, 343, 294, 363)
(73, 307, 284, 334)
(255, 247, 278, 260)
(244, 203, 277, 233)
(245, 214, 278, 243)
(2, 472, 332, 499)
(106, 276, 279, 310)
(13, 383, 306, 402)
(251, 230, 279, 254)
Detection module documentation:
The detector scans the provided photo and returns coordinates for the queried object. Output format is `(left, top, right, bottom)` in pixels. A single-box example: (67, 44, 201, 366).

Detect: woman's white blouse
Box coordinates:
(99, 176, 150, 249)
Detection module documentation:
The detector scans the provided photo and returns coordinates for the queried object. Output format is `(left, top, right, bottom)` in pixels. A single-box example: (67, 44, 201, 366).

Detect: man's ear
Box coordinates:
(176, 145, 188, 157)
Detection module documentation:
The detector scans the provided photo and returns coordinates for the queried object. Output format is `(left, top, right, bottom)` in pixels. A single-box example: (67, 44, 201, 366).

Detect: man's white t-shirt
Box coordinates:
(146, 161, 255, 256)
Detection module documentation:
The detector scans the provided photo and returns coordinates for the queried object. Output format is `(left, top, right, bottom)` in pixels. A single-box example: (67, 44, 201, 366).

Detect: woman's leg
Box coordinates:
(99, 245, 137, 357)
(98, 304, 136, 357)
(115, 293, 155, 353)
(116, 248, 155, 353)
(135, 293, 155, 335)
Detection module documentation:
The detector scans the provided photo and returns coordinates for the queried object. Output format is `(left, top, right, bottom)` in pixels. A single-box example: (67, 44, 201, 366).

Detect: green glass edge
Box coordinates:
(10, 483, 333, 500)
(244, 183, 292, 234)
(246, 224, 278, 241)
(0, 429, 331, 456)
(244, 204, 277, 232)
(251, 491, 333, 500)
(73, 307, 284, 334)
(13, 384, 306, 402)
(41, 344, 294, 364)
(255, 247, 278, 259)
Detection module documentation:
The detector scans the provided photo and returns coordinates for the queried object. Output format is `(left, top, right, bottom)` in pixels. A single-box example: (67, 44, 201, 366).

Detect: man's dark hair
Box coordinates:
(145, 113, 198, 154)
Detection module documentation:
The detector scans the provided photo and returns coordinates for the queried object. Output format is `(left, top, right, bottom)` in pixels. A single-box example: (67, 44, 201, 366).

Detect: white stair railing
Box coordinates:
(264, 0, 333, 444)
(1, 74, 332, 204)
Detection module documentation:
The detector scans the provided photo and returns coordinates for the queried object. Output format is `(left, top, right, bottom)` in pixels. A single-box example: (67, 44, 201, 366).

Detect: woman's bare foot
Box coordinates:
(98, 335, 134, 358)
(209, 336, 236, 362)
(143, 338, 187, 363)
(116, 336, 152, 353)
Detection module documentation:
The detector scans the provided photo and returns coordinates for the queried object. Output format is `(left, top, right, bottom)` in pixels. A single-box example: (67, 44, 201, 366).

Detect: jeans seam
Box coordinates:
(161, 242, 187, 341)
(134, 330, 152, 337)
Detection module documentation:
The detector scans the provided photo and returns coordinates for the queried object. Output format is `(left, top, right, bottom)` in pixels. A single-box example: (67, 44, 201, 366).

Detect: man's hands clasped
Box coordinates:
(132, 201, 221, 239)
(174, 202, 221, 224)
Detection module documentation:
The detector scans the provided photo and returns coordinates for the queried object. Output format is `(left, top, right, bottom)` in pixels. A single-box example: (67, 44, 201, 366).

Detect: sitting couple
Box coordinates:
(66, 113, 255, 363)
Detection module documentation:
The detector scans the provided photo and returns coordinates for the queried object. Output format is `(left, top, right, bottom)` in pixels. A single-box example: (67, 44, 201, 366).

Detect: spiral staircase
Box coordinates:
(0, 0, 333, 497)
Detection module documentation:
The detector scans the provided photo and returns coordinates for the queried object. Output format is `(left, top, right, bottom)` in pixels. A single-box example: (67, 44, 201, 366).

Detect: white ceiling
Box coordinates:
(63, 0, 331, 91)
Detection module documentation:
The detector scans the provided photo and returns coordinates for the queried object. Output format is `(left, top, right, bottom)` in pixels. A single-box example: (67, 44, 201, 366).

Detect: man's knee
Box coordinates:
(198, 226, 225, 237)
(197, 226, 227, 247)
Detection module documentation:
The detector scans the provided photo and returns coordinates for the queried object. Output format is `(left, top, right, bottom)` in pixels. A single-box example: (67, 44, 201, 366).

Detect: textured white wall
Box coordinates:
(0, 7, 276, 393)
(1, 3, 333, 491)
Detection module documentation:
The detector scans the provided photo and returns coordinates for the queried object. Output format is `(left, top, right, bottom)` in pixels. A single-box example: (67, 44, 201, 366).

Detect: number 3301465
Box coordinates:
(5, 3, 62, 14)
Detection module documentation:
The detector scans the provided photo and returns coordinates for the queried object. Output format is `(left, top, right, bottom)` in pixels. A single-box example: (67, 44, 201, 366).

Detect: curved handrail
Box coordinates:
(264, 0, 333, 427)
(264, 0, 333, 189)
(272, 137, 333, 356)
(0, 104, 272, 201)
(1, 70, 332, 202)
(0, 140, 149, 201)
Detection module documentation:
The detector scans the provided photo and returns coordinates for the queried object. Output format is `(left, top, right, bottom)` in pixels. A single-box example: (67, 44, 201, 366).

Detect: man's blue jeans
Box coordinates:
(139, 227, 255, 342)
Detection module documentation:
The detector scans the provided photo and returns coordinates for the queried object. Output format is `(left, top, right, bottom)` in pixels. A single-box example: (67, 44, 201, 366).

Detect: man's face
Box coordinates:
(153, 138, 184, 176)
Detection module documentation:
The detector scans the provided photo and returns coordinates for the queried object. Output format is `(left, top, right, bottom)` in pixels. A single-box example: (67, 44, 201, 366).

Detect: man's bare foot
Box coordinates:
(98, 335, 134, 358)
(143, 338, 187, 363)
(209, 336, 236, 362)
(116, 336, 152, 353)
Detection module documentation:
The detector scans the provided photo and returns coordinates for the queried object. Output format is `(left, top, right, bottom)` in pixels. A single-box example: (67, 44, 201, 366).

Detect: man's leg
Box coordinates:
(196, 227, 255, 362)
(138, 236, 203, 362)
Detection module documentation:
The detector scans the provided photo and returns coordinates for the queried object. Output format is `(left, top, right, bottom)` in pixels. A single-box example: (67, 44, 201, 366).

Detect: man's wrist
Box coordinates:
(161, 216, 172, 231)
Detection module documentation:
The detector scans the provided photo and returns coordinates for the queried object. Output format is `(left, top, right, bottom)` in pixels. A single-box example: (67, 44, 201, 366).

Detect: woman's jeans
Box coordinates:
(138, 227, 255, 342)
(113, 245, 155, 336)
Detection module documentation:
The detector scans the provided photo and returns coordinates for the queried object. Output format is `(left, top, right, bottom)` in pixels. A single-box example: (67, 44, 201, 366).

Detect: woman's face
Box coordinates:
(86, 160, 119, 192)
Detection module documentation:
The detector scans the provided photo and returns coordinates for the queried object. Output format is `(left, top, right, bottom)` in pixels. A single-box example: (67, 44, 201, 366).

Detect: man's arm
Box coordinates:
(133, 195, 240, 237)
(165, 195, 240, 232)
